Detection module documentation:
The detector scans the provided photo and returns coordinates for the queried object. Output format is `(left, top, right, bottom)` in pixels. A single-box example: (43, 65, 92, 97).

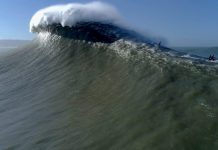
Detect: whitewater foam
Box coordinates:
(30, 2, 122, 32)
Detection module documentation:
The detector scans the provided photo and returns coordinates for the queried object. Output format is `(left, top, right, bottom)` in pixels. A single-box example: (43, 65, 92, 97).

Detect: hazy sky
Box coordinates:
(0, 0, 218, 47)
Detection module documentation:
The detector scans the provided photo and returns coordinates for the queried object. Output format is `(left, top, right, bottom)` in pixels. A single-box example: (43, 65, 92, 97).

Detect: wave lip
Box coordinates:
(29, 1, 153, 43)
(33, 22, 154, 43)
(29, 2, 122, 33)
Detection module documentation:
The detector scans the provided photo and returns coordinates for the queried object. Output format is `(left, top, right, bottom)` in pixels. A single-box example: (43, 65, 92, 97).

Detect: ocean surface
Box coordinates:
(173, 47, 218, 58)
(0, 33, 218, 150)
(0, 47, 16, 54)
(0, 40, 30, 55)
(1, 24, 218, 150)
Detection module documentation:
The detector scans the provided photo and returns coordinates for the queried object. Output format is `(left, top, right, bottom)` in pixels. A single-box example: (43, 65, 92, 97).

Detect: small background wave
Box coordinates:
(173, 46, 218, 58)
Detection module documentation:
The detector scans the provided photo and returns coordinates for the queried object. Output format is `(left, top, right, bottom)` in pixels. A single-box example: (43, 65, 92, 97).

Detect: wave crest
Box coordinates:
(29, 2, 153, 43)
(29, 2, 122, 32)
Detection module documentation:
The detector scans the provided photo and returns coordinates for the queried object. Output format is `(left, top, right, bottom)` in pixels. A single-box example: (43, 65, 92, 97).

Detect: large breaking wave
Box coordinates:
(1, 1, 218, 150)
(30, 2, 153, 43)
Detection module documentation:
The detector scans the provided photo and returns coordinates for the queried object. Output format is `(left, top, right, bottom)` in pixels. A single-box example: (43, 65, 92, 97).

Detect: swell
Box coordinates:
(1, 34, 218, 150)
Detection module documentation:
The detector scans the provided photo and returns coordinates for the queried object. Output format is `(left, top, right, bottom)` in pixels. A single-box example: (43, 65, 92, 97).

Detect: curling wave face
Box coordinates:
(29, 1, 216, 63)
(32, 22, 154, 43)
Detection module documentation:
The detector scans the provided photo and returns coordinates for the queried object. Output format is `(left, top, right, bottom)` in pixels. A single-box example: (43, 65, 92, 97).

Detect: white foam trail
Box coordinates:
(30, 1, 122, 32)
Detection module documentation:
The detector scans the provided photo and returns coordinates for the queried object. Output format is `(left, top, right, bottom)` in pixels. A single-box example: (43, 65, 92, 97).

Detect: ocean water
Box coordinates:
(0, 33, 218, 150)
(0, 47, 15, 53)
(0, 40, 30, 55)
(174, 47, 218, 58)
(1, 19, 218, 150)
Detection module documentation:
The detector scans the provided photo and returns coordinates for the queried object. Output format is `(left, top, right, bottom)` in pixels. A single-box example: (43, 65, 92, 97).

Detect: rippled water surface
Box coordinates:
(0, 39, 218, 150)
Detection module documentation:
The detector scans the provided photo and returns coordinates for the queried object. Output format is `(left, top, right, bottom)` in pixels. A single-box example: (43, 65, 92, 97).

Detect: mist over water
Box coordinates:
(1, 2, 218, 150)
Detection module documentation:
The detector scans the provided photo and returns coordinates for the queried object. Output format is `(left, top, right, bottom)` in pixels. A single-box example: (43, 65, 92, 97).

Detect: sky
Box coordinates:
(0, 0, 218, 47)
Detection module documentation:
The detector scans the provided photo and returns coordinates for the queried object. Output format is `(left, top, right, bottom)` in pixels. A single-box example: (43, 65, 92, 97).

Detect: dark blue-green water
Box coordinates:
(1, 31, 218, 150)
